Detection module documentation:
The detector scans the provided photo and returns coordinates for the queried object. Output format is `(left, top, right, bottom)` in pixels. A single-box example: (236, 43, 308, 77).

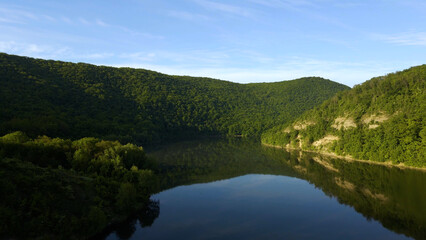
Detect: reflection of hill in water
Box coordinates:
(149, 138, 426, 240)
(148, 138, 300, 190)
(276, 149, 426, 240)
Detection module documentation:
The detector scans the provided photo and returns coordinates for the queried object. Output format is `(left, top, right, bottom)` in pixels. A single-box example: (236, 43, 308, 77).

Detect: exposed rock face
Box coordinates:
(293, 121, 315, 130)
(362, 113, 390, 129)
(313, 135, 339, 147)
(332, 117, 357, 130)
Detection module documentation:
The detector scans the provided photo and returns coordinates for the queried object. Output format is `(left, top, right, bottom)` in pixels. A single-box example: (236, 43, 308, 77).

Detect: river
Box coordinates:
(103, 138, 426, 240)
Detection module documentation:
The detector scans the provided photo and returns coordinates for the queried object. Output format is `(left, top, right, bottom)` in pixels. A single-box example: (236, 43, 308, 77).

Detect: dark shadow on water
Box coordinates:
(90, 200, 159, 240)
(103, 138, 426, 240)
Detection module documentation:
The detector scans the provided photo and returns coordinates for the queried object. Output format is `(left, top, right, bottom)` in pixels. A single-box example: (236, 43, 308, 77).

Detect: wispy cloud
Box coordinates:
(250, 0, 350, 29)
(56, 16, 164, 39)
(95, 19, 108, 27)
(193, 0, 254, 18)
(250, 0, 316, 9)
(167, 10, 210, 21)
(80, 52, 114, 59)
(119, 52, 157, 62)
(78, 17, 90, 25)
(373, 32, 426, 46)
(61, 16, 72, 24)
(0, 6, 38, 20)
(0, 41, 116, 61)
(0, 5, 163, 41)
(116, 25, 164, 39)
(0, 17, 23, 24)
(252, 0, 366, 9)
(332, 1, 365, 8)
(119, 49, 230, 67)
(399, 0, 426, 9)
(0, 41, 70, 58)
(111, 53, 407, 86)
(42, 14, 56, 22)
(0, 6, 39, 24)
(118, 48, 276, 68)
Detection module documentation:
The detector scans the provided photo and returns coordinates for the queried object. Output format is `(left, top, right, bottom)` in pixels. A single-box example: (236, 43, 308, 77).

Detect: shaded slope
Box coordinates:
(0, 53, 349, 144)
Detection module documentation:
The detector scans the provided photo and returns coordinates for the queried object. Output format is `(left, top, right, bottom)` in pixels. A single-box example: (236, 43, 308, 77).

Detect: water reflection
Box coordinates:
(92, 200, 159, 240)
(264, 147, 426, 240)
(105, 138, 426, 240)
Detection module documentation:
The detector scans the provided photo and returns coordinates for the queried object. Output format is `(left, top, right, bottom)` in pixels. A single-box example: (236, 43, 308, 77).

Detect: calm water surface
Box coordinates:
(104, 138, 426, 240)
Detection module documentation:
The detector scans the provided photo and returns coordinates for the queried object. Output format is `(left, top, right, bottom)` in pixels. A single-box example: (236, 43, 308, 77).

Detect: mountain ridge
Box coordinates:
(0, 52, 349, 144)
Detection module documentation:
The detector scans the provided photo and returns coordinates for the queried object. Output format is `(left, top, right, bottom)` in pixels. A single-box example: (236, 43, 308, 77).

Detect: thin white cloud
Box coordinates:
(373, 32, 426, 46)
(0, 41, 120, 62)
(61, 17, 72, 24)
(58, 16, 164, 39)
(250, 0, 315, 9)
(0, 6, 58, 24)
(0, 5, 162, 40)
(42, 14, 56, 22)
(194, 0, 254, 18)
(27, 44, 45, 53)
(332, 1, 365, 8)
(116, 25, 164, 39)
(0, 6, 38, 21)
(111, 55, 409, 87)
(0, 17, 23, 24)
(399, 0, 426, 9)
(167, 10, 210, 21)
(95, 19, 108, 27)
(0, 41, 70, 58)
(119, 49, 230, 66)
(119, 52, 157, 62)
(78, 17, 90, 25)
(250, 0, 350, 29)
(80, 52, 114, 59)
(0, 6, 39, 24)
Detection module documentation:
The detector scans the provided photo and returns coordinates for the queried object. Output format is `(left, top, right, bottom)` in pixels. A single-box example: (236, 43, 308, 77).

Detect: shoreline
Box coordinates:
(261, 142, 426, 172)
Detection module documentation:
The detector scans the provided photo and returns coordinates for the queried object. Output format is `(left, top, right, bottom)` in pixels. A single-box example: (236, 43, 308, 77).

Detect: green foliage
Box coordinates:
(262, 65, 426, 167)
(0, 53, 349, 144)
(0, 132, 158, 239)
(116, 182, 138, 213)
(0, 131, 30, 143)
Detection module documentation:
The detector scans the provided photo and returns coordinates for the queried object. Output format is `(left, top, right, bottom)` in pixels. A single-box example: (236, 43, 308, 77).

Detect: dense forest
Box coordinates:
(262, 65, 426, 167)
(2, 52, 424, 239)
(0, 53, 350, 239)
(0, 131, 157, 239)
(0, 53, 349, 144)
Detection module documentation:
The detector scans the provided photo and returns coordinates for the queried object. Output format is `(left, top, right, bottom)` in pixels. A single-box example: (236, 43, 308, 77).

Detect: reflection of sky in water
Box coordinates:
(107, 174, 412, 240)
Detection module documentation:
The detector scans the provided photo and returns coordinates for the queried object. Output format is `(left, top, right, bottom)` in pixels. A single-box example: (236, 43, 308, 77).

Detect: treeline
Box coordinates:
(262, 65, 426, 167)
(0, 131, 157, 239)
(0, 53, 349, 144)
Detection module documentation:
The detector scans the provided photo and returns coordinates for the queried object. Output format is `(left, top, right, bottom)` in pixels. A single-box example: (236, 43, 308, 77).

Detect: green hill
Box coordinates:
(261, 65, 426, 167)
(0, 53, 349, 144)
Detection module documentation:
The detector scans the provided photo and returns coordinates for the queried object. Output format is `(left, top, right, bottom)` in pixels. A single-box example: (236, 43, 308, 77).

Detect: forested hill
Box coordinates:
(0, 53, 349, 144)
(262, 65, 426, 167)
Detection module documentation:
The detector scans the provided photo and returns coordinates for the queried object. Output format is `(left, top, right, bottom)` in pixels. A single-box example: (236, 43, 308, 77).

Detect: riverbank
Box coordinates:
(261, 143, 426, 172)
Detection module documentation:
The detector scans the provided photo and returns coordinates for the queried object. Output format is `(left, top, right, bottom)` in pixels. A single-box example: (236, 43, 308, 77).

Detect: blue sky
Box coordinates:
(0, 0, 425, 86)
